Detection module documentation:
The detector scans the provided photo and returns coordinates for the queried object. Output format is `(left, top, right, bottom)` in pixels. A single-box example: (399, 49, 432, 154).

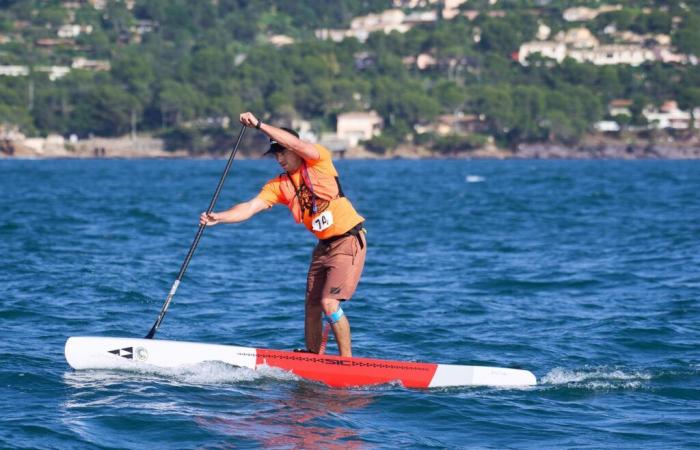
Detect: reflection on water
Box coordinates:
(194, 384, 375, 448)
(62, 369, 376, 448)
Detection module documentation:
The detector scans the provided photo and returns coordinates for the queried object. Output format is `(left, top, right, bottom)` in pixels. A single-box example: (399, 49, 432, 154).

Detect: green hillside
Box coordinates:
(0, 0, 699, 154)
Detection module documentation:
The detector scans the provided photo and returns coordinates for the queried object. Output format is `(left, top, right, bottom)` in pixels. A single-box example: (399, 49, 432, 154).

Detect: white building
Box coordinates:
(57, 24, 93, 38)
(555, 27, 599, 49)
(643, 101, 699, 129)
(568, 45, 653, 66)
(267, 35, 295, 47)
(404, 53, 438, 70)
(563, 5, 622, 22)
(404, 10, 438, 25)
(536, 22, 551, 41)
(337, 111, 384, 146)
(563, 7, 599, 22)
(518, 28, 686, 67)
(518, 41, 567, 64)
(608, 99, 633, 117)
(317, 9, 412, 43)
(595, 120, 621, 132)
(36, 66, 71, 81)
(350, 9, 408, 34)
(72, 57, 111, 71)
(0, 65, 30, 77)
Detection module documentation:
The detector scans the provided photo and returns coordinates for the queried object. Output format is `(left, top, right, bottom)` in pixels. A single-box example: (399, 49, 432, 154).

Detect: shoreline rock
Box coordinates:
(2, 133, 699, 160)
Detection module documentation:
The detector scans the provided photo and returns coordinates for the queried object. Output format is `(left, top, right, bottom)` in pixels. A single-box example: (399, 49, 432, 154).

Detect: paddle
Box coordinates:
(145, 125, 247, 339)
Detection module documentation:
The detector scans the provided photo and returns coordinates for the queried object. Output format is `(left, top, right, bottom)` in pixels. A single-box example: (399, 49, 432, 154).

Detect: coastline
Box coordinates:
(2, 133, 699, 160)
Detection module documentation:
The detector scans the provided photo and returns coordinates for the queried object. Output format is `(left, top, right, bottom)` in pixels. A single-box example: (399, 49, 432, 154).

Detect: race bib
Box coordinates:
(311, 211, 334, 232)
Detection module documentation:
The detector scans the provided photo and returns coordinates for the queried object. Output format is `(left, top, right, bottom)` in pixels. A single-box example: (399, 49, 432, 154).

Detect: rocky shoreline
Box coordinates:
(2, 133, 699, 160)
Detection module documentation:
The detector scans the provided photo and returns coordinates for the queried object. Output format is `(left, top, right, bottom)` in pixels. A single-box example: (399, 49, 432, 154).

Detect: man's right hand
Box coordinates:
(239, 112, 259, 128)
(200, 212, 220, 226)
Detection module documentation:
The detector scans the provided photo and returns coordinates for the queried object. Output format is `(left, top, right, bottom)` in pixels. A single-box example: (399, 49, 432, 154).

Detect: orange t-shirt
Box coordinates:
(256, 144, 364, 240)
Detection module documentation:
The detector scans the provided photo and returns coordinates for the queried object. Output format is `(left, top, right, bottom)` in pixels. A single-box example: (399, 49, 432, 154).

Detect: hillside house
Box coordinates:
(35, 66, 71, 81)
(568, 45, 653, 66)
(57, 24, 93, 38)
(337, 111, 384, 146)
(555, 27, 599, 48)
(518, 41, 567, 64)
(563, 5, 622, 21)
(0, 65, 29, 77)
(643, 101, 699, 130)
(72, 57, 110, 71)
(608, 99, 633, 117)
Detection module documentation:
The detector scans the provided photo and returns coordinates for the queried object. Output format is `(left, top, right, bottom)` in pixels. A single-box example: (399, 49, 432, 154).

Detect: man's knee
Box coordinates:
(320, 297, 341, 315)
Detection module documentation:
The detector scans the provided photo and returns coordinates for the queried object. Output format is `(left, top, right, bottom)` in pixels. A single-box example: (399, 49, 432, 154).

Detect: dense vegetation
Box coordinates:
(1, 0, 699, 153)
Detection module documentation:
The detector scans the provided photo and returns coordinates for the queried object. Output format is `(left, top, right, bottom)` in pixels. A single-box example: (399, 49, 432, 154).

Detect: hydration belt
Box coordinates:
(320, 223, 365, 250)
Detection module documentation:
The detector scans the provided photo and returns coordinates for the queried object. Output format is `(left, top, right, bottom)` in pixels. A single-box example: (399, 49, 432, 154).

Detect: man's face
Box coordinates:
(274, 149, 302, 172)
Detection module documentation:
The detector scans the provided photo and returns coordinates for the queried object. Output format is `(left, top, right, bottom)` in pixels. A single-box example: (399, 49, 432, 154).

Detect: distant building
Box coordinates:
(318, 133, 349, 158)
(36, 38, 74, 47)
(354, 51, 376, 70)
(183, 116, 231, 129)
(563, 7, 597, 22)
(72, 57, 111, 72)
(393, 0, 467, 18)
(536, 22, 551, 40)
(350, 9, 409, 35)
(555, 27, 599, 49)
(415, 114, 487, 136)
(519, 28, 689, 66)
(608, 99, 633, 117)
(87, 0, 107, 10)
(315, 29, 351, 42)
(643, 101, 699, 130)
(403, 53, 437, 70)
(317, 9, 410, 43)
(403, 10, 438, 25)
(518, 41, 567, 64)
(35, 66, 71, 81)
(57, 24, 92, 38)
(574, 45, 655, 66)
(130, 20, 158, 35)
(267, 35, 295, 47)
(563, 5, 622, 22)
(0, 65, 29, 77)
(442, 0, 469, 19)
(337, 111, 383, 146)
(595, 120, 621, 132)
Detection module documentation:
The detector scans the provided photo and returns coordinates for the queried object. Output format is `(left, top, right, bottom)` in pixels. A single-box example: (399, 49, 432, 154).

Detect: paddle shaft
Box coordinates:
(145, 126, 247, 339)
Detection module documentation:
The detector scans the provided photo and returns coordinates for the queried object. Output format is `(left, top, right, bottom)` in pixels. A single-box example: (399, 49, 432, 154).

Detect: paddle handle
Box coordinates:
(145, 126, 247, 339)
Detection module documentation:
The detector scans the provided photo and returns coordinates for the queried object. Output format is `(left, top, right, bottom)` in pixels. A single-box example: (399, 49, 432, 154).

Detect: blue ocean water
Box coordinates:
(1, 158, 699, 449)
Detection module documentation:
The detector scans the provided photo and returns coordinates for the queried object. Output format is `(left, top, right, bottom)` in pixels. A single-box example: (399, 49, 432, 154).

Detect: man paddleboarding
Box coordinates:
(200, 112, 366, 357)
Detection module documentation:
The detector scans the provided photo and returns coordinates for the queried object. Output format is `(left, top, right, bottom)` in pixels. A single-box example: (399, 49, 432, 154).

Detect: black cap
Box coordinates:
(264, 127, 300, 155)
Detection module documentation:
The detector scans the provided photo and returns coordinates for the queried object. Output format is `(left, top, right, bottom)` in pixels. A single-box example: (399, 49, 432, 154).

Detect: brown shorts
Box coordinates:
(306, 231, 366, 302)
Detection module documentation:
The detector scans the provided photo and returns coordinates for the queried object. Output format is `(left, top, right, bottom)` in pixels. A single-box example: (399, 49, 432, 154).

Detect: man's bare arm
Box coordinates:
(200, 197, 270, 226)
(239, 111, 320, 161)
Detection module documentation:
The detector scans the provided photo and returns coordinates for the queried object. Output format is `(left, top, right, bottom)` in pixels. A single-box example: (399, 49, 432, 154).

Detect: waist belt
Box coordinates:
(320, 223, 364, 249)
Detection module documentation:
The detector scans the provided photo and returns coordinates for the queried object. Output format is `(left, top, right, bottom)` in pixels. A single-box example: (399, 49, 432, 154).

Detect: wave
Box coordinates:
(63, 361, 300, 388)
(541, 366, 653, 390)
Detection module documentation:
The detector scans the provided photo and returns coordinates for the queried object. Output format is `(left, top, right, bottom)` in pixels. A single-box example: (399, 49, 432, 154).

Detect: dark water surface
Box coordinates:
(1, 159, 699, 449)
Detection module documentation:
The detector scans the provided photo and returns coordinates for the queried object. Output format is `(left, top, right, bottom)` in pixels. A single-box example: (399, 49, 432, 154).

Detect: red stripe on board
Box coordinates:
(255, 349, 438, 388)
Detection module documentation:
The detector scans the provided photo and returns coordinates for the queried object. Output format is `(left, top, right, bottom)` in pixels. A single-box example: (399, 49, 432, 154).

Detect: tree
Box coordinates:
(678, 87, 700, 130)
(158, 80, 204, 127)
(69, 82, 139, 137)
(673, 13, 700, 55)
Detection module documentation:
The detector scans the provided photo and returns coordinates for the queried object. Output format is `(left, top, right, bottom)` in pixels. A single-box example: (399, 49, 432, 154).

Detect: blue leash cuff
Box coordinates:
(325, 307, 344, 324)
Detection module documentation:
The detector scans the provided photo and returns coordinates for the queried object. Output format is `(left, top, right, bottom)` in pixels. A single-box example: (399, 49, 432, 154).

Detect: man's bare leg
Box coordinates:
(321, 297, 351, 357)
(305, 296, 323, 353)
